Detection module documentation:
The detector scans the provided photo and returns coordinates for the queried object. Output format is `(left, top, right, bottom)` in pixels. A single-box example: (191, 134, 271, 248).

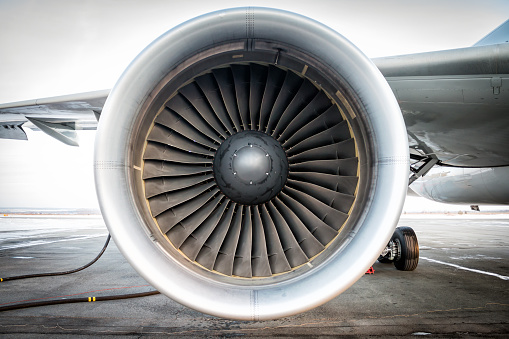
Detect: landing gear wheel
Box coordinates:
(377, 257, 392, 264)
(393, 226, 419, 271)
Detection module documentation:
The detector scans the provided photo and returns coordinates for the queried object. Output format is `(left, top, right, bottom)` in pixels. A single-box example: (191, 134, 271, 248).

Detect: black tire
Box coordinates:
(393, 226, 419, 271)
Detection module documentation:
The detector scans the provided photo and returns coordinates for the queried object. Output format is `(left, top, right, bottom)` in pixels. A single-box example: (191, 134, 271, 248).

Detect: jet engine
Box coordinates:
(94, 7, 409, 320)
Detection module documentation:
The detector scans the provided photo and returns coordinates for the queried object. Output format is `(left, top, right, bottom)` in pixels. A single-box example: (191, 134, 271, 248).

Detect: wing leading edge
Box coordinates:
(0, 89, 109, 146)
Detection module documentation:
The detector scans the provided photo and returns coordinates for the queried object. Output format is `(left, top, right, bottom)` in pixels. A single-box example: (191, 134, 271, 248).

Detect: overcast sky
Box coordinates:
(0, 0, 508, 210)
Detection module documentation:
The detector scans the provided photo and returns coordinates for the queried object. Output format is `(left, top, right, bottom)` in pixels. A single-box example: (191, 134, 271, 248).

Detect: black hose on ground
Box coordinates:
(0, 290, 160, 312)
(1, 234, 111, 282)
(0, 233, 163, 312)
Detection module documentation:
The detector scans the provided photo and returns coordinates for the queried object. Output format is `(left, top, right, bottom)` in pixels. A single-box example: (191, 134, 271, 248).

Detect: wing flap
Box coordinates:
(0, 121, 27, 140)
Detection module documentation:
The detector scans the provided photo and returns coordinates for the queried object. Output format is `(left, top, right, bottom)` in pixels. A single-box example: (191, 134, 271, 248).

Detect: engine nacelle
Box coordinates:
(94, 7, 408, 320)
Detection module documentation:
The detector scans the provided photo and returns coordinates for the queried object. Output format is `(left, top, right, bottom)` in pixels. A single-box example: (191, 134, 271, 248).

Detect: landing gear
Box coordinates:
(378, 226, 419, 271)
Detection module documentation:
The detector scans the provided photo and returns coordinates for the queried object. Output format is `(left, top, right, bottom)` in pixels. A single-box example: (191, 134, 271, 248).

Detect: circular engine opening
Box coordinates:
(140, 62, 360, 279)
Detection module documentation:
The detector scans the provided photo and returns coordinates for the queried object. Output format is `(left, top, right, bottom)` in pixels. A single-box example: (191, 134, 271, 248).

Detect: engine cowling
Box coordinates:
(94, 7, 408, 320)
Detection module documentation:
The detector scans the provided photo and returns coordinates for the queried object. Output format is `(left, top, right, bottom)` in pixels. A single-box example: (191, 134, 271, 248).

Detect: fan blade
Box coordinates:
(214, 205, 243, 276)
(195, 73, 235, 135)
(147, 124, 214, 156)
(283, 186, 348, 230)
(144, 141, 213, 164)
(156, 188, 220, 233)
(144, 174, 214, 199)
(259, 205, 292, 274)
(279, 192, 338, 246)
(271, 199, 325, 258)
(180, 82, 229, 139)
(282, 106, 345, 149)
(289, 172, 358, 196)
(249, 63, 268, 131)
(287, 179, 355, 215)
(265, 70, 303, 134)
(142, 160, 211, 179)
(251, 205, 272, 277)
(266, 202, 310, 267)
(155, 108, 218, 149)
(179, 199, 230, 261)
(167, 196, 225, 248)
(278, 91, 333, 143)
(231, 64, 251, 130)
(287, 138, 356, 162)
(166, 94, 222, 143)
(196, 201, 237, 270)
(259, 65, 286, 132)
(286, 121, 351, 156)
(233, 206, 253, 278)
(148, 181, 216, 217)
(272, 79, 318, 138)
(289, 158, 358, 177)
(212, 68, 243, 132)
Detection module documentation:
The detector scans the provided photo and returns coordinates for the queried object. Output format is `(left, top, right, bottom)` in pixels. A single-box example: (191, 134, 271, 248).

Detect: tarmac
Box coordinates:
(0, 214, 508, 337)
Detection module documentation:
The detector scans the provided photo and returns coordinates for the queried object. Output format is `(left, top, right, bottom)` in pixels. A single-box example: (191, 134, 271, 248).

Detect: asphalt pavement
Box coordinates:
(0, 214, 507, 337)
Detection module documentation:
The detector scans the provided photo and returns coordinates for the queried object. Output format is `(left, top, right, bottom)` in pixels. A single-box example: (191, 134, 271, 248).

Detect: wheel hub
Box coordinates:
(213, 130, 288, 205)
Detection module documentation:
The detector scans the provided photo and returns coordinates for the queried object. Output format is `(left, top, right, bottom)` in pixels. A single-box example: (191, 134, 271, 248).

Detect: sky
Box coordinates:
(0, 0, 508, 210)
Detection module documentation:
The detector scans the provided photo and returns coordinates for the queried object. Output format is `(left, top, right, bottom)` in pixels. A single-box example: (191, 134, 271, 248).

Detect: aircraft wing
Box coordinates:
(374, 43, 509, 168)
(0, 89, 108, 146)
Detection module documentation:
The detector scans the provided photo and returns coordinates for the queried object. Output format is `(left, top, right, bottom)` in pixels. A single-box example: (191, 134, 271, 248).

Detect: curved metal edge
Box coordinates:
(411, 166, 509, 204)
(94, 7, 408, 320)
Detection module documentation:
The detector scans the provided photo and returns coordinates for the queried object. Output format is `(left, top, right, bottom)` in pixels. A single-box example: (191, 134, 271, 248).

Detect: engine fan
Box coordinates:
(95, 7, 408, 320)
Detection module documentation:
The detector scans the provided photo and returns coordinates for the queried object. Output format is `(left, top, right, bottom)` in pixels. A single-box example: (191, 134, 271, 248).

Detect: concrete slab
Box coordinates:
(0, 214, 508, 337)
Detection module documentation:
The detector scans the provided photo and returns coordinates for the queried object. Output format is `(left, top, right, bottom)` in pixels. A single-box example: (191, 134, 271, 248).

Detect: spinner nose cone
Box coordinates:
(213, 130, 288, 205)
(233, 145, 270, 184)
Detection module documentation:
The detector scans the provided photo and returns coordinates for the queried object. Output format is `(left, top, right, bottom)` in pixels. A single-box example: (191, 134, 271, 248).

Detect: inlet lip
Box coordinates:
(213, 130, 288, 205)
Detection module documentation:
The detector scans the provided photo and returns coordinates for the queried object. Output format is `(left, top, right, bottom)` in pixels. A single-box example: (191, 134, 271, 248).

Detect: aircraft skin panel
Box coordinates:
(374, 44, 509, 167)
(374, 43, 509, 77)
(389, 75, 509, 167)
(411, 166, 509, 204)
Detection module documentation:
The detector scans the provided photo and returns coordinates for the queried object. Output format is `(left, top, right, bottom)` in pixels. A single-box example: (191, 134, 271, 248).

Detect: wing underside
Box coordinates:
(375, 43, 509, 168)
(0, 90, 108, 146)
